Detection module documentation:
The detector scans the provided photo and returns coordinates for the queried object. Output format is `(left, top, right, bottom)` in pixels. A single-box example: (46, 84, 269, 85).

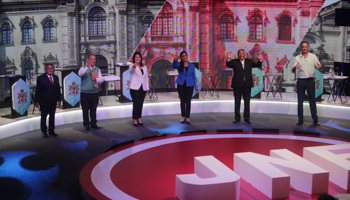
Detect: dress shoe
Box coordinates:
(42, 132, 48, 137)
(49, 131, 58, 136)
(84, 125, 90, 130)
(91, 125, 101, 129)
(138, 121, 143, 125)
(245, 120, 252, 124)
(180, 118, 186, 123)
(313, 121, 320, 126)
(233, 120, 240, 123)
(185, 121, 191, 124)
(296, 120, 303, 125)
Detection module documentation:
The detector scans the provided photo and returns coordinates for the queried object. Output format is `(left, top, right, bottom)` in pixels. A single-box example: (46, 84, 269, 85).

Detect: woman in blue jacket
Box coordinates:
(173, 51, 198, 124)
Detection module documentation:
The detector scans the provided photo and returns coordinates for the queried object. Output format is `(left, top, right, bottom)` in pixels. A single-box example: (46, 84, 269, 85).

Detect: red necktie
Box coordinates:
(49, 76, 53, 85)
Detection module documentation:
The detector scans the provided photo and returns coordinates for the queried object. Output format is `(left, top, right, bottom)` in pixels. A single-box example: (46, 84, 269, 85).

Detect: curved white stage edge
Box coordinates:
(0, 99, 349, 140)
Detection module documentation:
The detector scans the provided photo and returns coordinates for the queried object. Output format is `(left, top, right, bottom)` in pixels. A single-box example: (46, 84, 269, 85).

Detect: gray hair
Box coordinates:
(45, 64, 54, 69)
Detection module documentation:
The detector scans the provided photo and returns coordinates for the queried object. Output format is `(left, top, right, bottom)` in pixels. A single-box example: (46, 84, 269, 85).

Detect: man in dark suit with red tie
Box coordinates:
(35, 64, 62, 137)
(226, 49, 263, 124)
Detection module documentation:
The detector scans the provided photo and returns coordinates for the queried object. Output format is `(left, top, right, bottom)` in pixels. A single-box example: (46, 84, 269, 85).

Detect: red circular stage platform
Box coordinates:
(80, 133, 350, 200)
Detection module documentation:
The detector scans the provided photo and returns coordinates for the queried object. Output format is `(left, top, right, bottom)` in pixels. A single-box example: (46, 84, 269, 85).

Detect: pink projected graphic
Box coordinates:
(1, 0, 344, 96)
(135, 0, 326, 89)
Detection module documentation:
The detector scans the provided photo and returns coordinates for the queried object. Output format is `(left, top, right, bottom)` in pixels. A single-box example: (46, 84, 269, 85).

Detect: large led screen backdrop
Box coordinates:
(0, 0, 346, 97)
(0, 0, 167, 100)
(134, 0, 345, 90)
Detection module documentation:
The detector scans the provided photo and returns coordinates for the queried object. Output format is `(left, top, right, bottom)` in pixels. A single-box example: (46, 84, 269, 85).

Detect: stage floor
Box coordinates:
(0, 91, 349, 127)
(80, 133, 350, 200)
(0, 91, 349, 199)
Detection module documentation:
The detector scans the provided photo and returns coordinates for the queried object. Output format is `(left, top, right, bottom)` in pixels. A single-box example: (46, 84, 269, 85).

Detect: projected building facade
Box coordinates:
(136, 0, 326, 89)
(0, 0, 348, 95)
(0, 0, 164, 99)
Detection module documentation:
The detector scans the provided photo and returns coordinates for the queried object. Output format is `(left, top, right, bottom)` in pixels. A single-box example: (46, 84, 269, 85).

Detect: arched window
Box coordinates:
(44, 20, 55, 41)
(278, 16, 291, 41)
(24, 60, 34, 80)
(249, 15, 263, 40)
(88, 7, 106, 36)
(2, 23, 11, 44)
(95, 55, 108, 74)
(220, 15, 234, 39)
(142, 16, 154, 34)
(23, 21, 33, 42)
(152, 3, 173, 36)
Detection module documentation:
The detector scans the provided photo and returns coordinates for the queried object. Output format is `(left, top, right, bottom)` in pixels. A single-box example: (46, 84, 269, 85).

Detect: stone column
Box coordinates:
(188, 1, 200, 64)
(116, 3, 127, 63)
(199, 0, 211, 70)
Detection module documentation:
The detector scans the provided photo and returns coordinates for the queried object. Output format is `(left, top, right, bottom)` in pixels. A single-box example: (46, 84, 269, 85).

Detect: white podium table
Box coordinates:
(102, 75, 120, 96)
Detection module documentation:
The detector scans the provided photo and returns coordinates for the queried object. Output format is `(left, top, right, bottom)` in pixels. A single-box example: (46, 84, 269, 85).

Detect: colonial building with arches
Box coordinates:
(136, 0, 325, 89)
(0, 0, 346, 94)
(0, 0, 164, 99)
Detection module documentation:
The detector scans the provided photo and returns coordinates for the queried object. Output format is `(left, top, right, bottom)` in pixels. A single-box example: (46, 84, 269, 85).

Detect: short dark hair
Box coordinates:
(132, 51, 143, 66)
(237, 49, 245, 55)
(301, 41, 309, 46)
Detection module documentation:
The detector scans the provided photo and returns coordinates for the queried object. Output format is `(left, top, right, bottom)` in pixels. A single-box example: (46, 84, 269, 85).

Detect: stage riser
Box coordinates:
(0, 100, 349, 140)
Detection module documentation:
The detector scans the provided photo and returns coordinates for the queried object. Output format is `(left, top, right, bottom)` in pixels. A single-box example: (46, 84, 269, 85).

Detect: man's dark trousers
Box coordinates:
(233, 85, 251, 121)
(41, 104, 56, 132)
(297, 78, 318, 122)
(81, 92, 99, 126)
